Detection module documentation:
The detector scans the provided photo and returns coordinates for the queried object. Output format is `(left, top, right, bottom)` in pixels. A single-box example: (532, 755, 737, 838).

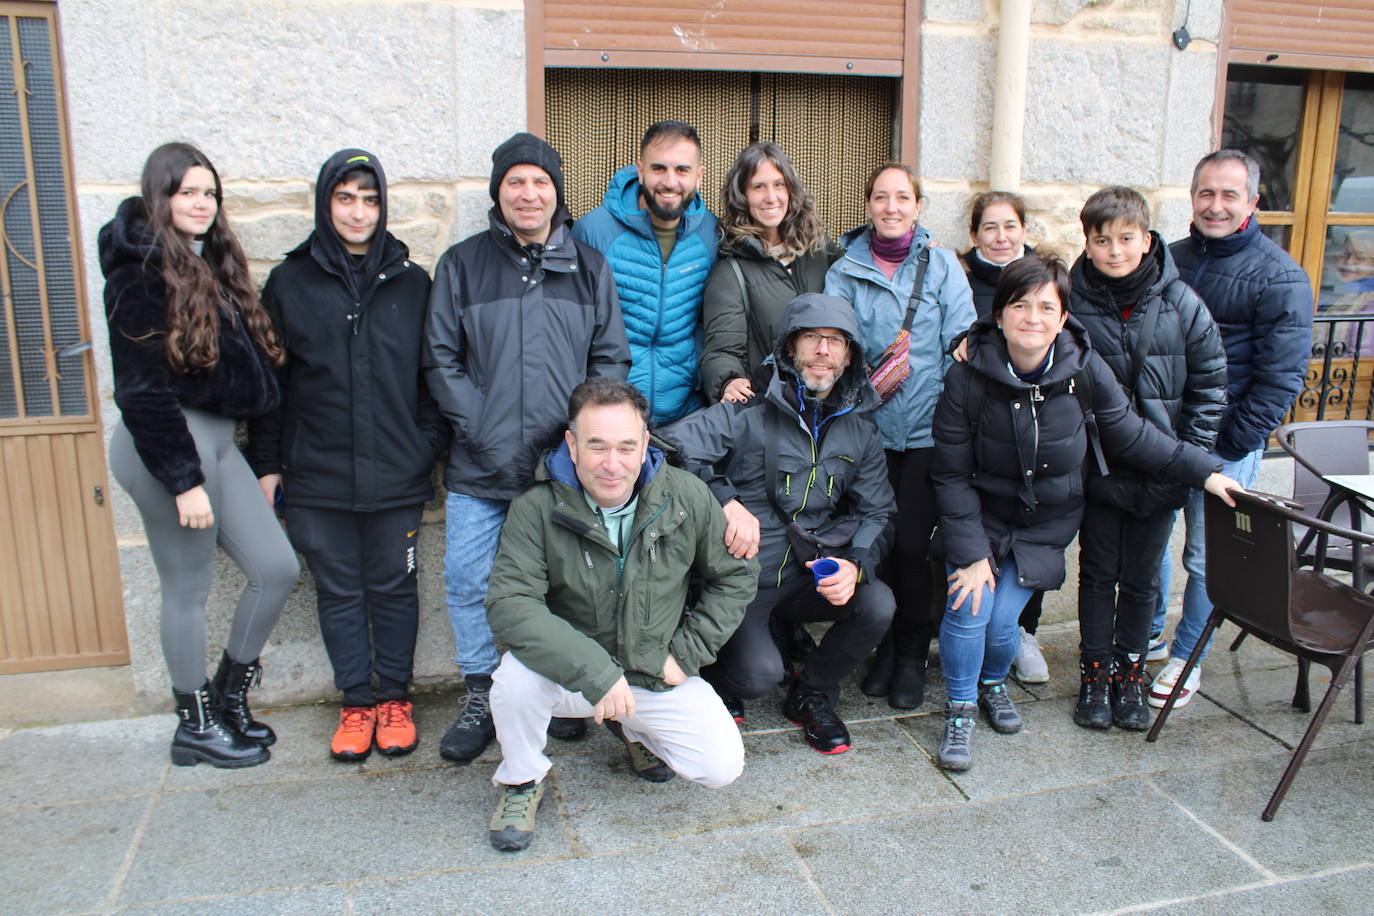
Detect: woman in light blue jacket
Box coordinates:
(824, 163, 976, 710)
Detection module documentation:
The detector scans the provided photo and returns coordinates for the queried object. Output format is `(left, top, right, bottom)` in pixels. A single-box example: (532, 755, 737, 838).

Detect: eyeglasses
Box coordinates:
(797, 331, 848, 349)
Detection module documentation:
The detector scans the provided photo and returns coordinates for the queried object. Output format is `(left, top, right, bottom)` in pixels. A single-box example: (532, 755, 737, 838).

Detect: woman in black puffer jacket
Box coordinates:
(960, 190, 1050, 678)
(930, 253, 1236, 772)
(961, 191, 1033, 318)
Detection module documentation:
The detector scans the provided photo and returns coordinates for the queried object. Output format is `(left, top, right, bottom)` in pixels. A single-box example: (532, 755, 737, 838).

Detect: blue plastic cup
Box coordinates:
(811, 557, 840, 586)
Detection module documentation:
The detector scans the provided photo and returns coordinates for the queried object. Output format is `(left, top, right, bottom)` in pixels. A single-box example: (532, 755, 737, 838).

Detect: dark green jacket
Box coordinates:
(700, 237, 842, 401)
(485, 442, 758, 704)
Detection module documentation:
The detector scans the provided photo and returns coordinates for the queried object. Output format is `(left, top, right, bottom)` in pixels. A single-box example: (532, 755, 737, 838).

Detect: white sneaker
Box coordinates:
(1013, 628, 1049, 683)
(1146, 634, 1169, 663)
(1148, 657, 1200, 708)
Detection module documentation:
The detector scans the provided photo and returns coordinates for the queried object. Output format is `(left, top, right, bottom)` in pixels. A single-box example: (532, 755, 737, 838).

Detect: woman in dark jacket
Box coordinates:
(960, 191, 1049, 682)
(931, 254, 1237, 772)
(700, 142, 841, 403)
(961, 190, 1032, 319)
(102, 143, 299, 769)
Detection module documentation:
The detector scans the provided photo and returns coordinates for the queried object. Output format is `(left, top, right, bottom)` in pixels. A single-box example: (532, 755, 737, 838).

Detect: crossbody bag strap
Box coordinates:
(898, 248, 932, 334)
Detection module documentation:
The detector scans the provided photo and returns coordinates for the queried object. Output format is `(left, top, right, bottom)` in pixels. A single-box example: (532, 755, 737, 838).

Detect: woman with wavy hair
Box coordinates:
(700, 142, 841, 404)
(102, 142, 298, 768)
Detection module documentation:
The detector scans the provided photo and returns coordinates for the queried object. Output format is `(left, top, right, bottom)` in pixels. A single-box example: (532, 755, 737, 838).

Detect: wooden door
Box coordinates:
(0, 2, 127, 673)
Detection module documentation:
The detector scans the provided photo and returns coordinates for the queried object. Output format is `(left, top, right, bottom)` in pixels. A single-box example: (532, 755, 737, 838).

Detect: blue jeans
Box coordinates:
(444, 491, 509, 677)
(1153, 448, 1263, 662)
(939, 556, 1035, 703)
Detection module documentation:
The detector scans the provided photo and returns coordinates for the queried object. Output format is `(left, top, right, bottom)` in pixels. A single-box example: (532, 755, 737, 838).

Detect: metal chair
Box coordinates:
(1235, 421, 1373, 707)
(1272, 419, 1374, 571)
(1146, 489, 1374, 820)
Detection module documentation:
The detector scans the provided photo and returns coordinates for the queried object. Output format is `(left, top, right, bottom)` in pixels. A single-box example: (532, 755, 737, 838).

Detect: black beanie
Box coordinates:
(489, 132, 565, 207)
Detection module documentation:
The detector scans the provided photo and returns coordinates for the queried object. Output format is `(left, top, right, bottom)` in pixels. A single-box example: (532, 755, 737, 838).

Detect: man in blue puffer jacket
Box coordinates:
(573, 121, 718, 425)
(1149, 150, 1314, 709)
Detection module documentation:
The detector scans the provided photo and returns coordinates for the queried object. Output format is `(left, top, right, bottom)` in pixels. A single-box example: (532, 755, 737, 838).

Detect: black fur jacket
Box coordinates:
(100, 196, 280, 495)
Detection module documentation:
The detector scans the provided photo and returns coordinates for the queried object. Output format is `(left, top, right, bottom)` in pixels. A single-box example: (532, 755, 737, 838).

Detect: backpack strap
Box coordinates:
(964, 364, 1109, 477)
(1071, 368, 1110, 477)
(1125, 299, 1161, 404)
(763, 400, 789, 525)
(899, 249, 932, 335)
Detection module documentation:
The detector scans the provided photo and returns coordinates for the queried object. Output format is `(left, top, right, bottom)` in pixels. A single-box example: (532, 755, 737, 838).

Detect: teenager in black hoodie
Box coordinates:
(247, 149, 448, 762)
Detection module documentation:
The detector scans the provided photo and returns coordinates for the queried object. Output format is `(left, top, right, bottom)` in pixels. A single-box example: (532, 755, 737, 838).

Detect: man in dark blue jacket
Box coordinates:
(1149, 150, 1314, 709)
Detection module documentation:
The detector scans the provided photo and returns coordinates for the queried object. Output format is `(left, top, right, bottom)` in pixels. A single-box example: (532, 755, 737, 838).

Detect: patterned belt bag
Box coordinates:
(865, 248, 929, 404)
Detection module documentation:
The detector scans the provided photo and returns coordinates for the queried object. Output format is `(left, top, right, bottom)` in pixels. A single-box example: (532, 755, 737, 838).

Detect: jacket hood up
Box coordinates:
(99, 196, 158, 278)
(769, 292, 877, 411)
(306, 148, 388, 294)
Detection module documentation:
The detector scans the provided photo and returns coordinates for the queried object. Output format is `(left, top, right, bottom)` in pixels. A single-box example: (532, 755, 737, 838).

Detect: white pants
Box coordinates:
(490, 652, 744, 789)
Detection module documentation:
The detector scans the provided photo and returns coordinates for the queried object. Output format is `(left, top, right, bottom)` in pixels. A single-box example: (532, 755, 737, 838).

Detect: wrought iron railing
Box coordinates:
(1291, 314, 1374, 423)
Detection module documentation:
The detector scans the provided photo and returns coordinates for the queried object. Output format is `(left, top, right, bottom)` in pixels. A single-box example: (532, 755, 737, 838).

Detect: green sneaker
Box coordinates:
(489, 780, 545, 851)
(604, 720, 675, 782)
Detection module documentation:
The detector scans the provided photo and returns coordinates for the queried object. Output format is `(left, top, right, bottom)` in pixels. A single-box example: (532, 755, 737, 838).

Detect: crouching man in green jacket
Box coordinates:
(483, 378, 759, 852)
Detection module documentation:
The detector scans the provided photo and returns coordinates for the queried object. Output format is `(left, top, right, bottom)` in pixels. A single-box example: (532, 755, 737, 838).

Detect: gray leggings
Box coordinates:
(110, 408, 299, 692)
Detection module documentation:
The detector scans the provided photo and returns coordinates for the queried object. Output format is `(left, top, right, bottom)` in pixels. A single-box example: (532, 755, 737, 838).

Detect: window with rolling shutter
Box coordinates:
(1228, 0, 1374, 72)
(526, 1, 921, 164)
(540, 0, 908, 75)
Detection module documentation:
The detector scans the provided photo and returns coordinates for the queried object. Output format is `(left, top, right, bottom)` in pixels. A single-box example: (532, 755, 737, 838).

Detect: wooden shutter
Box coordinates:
(541, 0, 908, 75)
(1228, 1, 1374, 72)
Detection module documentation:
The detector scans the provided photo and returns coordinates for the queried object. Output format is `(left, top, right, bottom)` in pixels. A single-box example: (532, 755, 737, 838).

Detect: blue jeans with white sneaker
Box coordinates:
(1152, 448, 1263, 663)
(939, 556, 1035, 703)
(444, 491, 509, 677)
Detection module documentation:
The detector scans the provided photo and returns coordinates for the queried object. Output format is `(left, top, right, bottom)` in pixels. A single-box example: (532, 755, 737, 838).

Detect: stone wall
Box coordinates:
(53, 0, 1224, 709)
(919, 0, 1224, 258)
(60, 0, 525, 710)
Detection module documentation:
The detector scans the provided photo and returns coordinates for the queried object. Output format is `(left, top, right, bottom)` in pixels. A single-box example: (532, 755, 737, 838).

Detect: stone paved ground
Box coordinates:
(2, 621, 1372, 915)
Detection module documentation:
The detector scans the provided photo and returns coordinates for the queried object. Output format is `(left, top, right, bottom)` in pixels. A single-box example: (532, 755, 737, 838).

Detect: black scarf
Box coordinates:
(1081, 246, 1160, 312)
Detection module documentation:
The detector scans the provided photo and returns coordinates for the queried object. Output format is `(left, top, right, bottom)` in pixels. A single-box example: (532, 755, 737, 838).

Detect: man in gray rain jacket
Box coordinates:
(663, 293, 896, 756)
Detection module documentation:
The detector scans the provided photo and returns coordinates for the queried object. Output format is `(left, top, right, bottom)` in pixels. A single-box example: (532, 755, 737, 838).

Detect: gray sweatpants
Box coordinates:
(110, 407, 299, 692)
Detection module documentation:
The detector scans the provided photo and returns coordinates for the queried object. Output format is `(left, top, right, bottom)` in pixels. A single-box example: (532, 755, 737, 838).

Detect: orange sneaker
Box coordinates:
(331, 706, 376, 761)
(375, 699, 418, 757)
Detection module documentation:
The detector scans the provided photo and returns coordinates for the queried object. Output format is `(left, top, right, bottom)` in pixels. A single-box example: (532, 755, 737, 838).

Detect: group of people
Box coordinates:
(101, 119, 1313, 853)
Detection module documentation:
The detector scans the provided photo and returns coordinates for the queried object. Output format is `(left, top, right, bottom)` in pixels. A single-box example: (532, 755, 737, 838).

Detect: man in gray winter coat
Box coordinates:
(662, 293, 896, 755)
(423, 132, 630, 763)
